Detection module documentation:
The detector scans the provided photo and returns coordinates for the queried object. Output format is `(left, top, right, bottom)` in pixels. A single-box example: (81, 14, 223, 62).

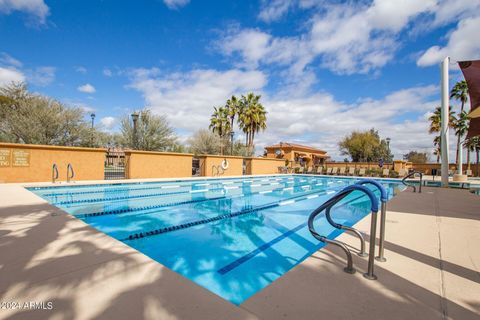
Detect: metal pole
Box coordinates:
(364, 210, 378, 280)
(440, 57, 450, 188)
(375, 201, 387, 262)
(458, 145, 463, 175)
(230, 131, 234, 155)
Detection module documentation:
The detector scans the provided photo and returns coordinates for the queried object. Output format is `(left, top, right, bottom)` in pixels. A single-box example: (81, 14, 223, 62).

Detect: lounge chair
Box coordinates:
(358, 168, 366, 176)
(348, 167, 355, 176)
(398, 168, 407, 177)
(331, 167, 338, 175)
(316, 166, 323, 174)
(338, 167, 346, 175)
(326, 167, 333, 175)
(382, 168, 389, 177)
(466, 169, 472, 176)
(306, 166, 313, 174)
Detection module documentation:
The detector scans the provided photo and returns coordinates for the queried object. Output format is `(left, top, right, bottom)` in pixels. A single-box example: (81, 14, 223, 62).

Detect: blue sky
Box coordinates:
(1, 0, 479, 159)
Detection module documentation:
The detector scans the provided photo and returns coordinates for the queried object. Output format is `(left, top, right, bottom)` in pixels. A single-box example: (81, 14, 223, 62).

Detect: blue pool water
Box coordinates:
(28, 175, 404, 305)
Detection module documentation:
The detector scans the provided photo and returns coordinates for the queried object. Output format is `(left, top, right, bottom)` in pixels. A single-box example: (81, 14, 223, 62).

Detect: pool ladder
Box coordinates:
(52, 163, 59, 183)
(67, 163, 75, 183)
(308, 180, 388, 280)
(402, 171, 423, 193)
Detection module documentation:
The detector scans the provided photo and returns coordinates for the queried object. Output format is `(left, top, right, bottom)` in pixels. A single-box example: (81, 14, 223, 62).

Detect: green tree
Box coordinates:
(403, 150, 429, 163)
(338, 128, 392, 162)
(119, 109, 177, 151)
(464, 136, 480, 176)
(428, 106, 456, 162)
(188, 129, 222, 155)
(450, 80, 470, 165)
(238, 93, 267, 154)
(0, 82, 97, 146)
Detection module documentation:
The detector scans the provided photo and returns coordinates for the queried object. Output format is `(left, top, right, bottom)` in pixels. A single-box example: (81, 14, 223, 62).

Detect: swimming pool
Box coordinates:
(28, 175, 404, 305)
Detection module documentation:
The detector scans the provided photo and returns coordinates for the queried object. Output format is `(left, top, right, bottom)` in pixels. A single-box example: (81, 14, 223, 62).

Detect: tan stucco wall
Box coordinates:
(126, 151, 193, 179)
(0, 143, 106, 183)
(199, 155, 243, 177)
(249, 158, 286, 175)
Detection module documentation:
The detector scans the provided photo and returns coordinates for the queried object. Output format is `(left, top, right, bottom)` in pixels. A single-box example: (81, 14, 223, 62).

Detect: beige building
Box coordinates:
(265, 142, 329, 168)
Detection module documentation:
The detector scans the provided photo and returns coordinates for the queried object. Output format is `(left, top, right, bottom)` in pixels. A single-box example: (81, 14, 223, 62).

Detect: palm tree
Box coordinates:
(429, 106, 456, 162)
(209, 106, 229, 154)
(225, 95, 239, 131)
(239, 93, 267, 154)
(465, 136, 480, 176)
(450, 80, 469, 166)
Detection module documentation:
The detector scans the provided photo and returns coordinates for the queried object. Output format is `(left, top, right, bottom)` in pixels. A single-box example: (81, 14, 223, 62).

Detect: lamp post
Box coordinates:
(386, 137, 391, 161)
(131, 112, 139, 150)
(90, 113, 95, 128)
(230, 131, 235, 155)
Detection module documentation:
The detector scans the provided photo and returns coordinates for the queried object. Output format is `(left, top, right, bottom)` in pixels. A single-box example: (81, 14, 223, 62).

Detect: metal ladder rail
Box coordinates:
(402, 171, 423, 193)
(355, 179, 388, 262)
(67, 163, 75, 183)
(52, 163, 59, 183)
(308, 184, 379, 279)
(323, 192, 368, 257)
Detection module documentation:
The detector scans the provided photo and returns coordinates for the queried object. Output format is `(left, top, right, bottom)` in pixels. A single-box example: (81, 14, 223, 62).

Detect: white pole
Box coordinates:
(458, 145, 463, 174)
(440, 57, 450, 187)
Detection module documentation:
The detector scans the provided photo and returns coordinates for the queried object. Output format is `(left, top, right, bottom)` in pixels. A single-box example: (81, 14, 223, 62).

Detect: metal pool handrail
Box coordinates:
(355, 179, 388, 262)
(52, 163, 59, 183)
(402, 171, 423, 193)
(67, 163, 75, 183)
(308, 184, 379, 278)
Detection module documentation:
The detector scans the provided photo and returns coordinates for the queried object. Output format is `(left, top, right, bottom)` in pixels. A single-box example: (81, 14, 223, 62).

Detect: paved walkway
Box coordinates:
(0, 183, 479, 319)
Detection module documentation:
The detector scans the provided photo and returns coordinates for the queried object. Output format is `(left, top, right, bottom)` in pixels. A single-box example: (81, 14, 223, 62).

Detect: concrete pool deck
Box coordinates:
(0, 180, 479, 319)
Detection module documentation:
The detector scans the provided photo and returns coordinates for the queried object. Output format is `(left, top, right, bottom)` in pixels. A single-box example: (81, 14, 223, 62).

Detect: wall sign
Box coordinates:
(12, 149, 30, 167)
(0, 149, 11, 167)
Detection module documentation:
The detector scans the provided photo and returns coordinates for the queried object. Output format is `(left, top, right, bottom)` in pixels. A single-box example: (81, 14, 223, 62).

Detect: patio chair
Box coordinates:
(382, 168, 389, 177)
(348, 167, 355, 176)
(326, 167, 333, 175)
(315, 166, 323, 174)
(466, 169, 472, 176)
(338, 167, 346, 175)
(306, 166, 314, 174)
(358, 168, 366, 176)
(398, 168, 407, 177)
(331, 167, 338, 175)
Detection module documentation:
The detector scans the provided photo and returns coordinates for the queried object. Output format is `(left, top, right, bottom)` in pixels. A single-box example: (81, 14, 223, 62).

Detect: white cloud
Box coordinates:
(258, 0, 293, 22)
(0, 52, 22, 67)
(128, 68, 267, 133)
(0, 67, 25, 86)
(0, 0, 49, 24)
(103, 68, 113, 77)
(27, 66, 55, 86)
(100, 116, 117, 130)
(77, 83, 96, 93)
(75, 66, 87, 74)
(163, 0, 189, 10)
(417, 16, 480, 66)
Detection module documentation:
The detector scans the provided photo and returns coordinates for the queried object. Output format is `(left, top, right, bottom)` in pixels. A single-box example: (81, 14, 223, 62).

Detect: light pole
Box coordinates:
(230, 131, 235, 155)
(386, 137, 391, 161)
(90, 113, 95, 128)
(131, 112, 139, 150)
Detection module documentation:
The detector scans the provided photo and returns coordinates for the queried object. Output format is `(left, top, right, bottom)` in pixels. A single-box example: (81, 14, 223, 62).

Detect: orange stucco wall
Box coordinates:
(125, 151, 194, 179)
(249, 158, 286, 175)
(199, 155, 243, 177)
(0, 143, 106, 183)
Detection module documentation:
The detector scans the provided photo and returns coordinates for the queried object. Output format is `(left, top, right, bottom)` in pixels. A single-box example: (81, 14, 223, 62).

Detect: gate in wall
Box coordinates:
(105, 150, 126, 180)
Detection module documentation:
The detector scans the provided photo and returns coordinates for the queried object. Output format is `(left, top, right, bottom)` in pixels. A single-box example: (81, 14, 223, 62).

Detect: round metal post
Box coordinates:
(364, 210, 378, 280)
(375, 201, 387, 262)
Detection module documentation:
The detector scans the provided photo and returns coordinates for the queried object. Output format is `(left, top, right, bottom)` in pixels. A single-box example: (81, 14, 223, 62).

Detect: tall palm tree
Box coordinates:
(450, 80, 469, 165)
(239, 93, 267, 154)
(429, 106, 456, 162)
(209, 106, 229, 154)
(465, 136, 480, 176)
(225, 95, 239, 131)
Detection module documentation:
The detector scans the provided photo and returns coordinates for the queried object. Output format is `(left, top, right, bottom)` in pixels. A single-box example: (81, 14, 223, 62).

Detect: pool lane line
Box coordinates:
(55, 178, 323, 206)
(120, 187, 343, 242)
(75, 180, 336, 218)
(38, 175, 299, 197)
